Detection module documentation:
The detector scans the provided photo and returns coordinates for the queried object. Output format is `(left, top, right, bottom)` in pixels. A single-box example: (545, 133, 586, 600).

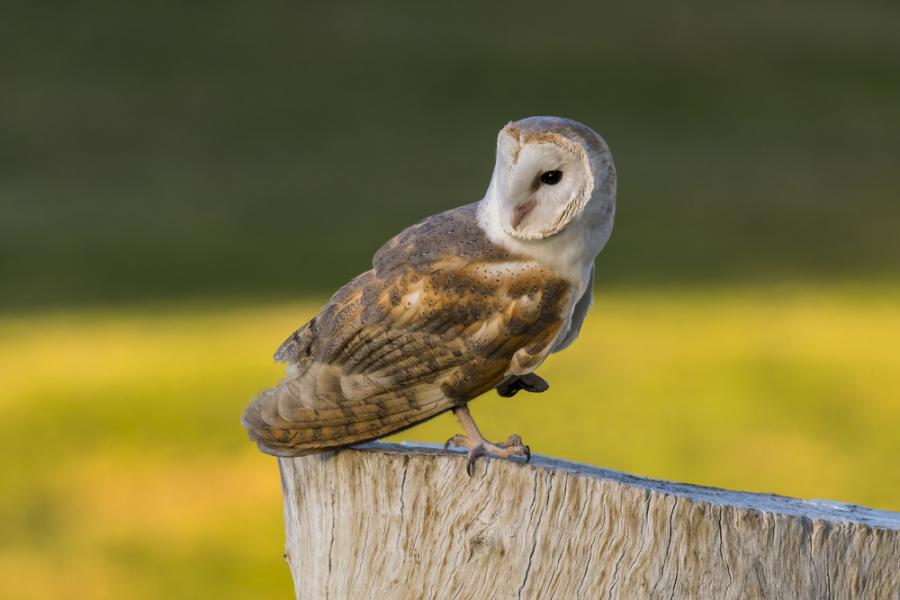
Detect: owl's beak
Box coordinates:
(510, 198, 536, 230)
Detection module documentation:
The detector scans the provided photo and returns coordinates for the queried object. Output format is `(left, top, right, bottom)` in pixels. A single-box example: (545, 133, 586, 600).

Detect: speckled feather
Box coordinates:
(241, 203, 572, 456)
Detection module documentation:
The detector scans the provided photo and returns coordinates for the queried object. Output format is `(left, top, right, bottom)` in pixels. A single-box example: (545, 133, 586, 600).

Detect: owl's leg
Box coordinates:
(444, 405, 530, 476)
(496, 372, 549, 397)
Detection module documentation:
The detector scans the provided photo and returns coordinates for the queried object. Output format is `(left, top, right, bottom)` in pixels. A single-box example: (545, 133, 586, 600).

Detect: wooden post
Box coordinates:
(277, 442, 900, 599)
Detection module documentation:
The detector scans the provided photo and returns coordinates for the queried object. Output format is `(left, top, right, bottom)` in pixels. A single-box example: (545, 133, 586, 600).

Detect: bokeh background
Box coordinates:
(2, 1, 899, 598)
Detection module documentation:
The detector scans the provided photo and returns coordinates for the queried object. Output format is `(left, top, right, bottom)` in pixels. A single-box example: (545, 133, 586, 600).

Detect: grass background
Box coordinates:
(1, 1, 899, 598)
(2, 286, 899, 599)
(3, 0, 900, 307)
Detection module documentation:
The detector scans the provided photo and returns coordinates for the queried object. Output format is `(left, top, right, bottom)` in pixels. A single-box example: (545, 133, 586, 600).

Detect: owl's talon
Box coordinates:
(497, 373, 550, 397)
(444, 432, 531, 474)
(496, 384, 520, 398)
(447, 405, 530, 473)
(445, 434, 468, 451)
(501, 434, 523, 448)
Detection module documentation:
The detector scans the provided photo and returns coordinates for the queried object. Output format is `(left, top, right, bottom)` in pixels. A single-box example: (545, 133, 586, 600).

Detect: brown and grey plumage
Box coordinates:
(242, 116, 616, 467)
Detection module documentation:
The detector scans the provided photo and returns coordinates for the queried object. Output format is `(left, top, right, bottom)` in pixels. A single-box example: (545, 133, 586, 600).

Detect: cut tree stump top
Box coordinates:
(278, 442, 900, 600)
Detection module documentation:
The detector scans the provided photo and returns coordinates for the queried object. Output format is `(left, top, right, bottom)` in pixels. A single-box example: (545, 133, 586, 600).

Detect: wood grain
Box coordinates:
(278, 443, 900, 599)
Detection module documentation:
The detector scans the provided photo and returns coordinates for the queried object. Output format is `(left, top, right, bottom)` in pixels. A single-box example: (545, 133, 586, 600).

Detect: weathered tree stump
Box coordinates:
(277, 442, 900, 599)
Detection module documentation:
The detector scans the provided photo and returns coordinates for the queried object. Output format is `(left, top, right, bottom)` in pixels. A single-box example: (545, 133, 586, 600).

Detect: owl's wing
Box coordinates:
(551, 263, 593, 353)
(241, 205, 573, 457)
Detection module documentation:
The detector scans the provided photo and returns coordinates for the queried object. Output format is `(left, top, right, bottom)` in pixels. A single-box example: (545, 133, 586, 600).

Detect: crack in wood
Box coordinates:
(518, 470, 553, 599)
(717, 507, 733, 595)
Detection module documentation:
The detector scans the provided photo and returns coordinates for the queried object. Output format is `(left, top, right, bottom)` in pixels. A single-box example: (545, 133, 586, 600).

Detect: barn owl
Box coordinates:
(242, 116, 616, 473)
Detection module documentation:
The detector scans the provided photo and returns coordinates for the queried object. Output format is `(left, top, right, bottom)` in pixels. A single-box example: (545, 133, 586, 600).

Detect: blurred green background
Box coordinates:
(1, 1, 899, 598)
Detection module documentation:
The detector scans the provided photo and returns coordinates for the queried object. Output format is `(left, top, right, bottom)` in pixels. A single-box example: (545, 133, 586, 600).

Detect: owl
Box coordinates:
(242, 116, 616, 473)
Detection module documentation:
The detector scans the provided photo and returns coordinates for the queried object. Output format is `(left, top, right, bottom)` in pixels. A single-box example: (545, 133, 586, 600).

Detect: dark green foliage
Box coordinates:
(2, 1, 899, 308)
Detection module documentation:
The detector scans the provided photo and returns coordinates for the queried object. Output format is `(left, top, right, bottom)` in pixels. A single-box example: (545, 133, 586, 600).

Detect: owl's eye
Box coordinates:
(539, 170, 563, 185)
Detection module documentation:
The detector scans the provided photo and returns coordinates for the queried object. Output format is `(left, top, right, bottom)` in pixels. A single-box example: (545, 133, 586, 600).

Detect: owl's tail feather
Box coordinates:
(240, 374, 455, 457)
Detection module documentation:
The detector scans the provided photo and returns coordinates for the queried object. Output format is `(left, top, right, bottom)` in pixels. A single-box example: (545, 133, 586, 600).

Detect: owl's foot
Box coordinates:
(496, 373, 549, 397)
(445, 405, 531, 476)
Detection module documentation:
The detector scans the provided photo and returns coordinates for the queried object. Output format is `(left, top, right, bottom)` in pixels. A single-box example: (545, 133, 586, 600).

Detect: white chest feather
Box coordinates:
(475, 198, 610, 361)
(476, 197, 604, 298)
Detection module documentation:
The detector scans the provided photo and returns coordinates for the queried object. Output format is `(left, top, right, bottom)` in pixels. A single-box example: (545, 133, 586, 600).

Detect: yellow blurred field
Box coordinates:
(1, 284, 899, 599)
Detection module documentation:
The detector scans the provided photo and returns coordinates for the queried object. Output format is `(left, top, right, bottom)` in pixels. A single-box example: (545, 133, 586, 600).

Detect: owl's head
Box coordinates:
(487, 116, 615, 241)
